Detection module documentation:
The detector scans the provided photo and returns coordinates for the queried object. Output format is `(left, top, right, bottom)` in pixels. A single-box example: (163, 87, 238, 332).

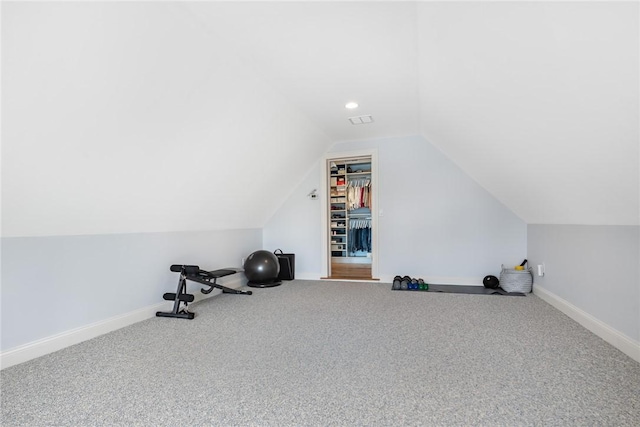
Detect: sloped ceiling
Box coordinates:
(2, 1, 638, 237)
(2, 2, 332, 237)
(181, 1, 421, 142)
(416, 2, 639, 225)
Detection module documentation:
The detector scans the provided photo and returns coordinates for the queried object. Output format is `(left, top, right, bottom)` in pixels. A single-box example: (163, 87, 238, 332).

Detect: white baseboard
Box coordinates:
(0, 277, 244, 370)
(533, 284, 640, 363)
(294, 272, 322, 280)
(297, 272, 482, 286)
(0, 302, 169, 370)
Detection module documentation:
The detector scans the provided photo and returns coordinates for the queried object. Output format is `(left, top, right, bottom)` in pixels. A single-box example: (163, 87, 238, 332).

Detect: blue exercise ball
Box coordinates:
(244, 250, 280, 286)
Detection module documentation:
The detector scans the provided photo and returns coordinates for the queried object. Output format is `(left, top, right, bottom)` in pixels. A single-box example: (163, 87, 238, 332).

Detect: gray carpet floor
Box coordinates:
(2, 280, 639, 426)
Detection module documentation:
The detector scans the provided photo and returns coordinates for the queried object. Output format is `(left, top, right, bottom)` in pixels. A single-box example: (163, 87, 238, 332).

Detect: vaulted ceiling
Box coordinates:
(2, 1, 638, 237)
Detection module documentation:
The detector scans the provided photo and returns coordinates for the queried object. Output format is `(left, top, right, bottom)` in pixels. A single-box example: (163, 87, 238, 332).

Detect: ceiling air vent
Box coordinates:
(348, 115, 373, 125)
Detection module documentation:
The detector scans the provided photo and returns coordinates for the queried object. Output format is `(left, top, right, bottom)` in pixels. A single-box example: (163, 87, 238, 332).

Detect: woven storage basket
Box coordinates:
(499, 265, 533, 293)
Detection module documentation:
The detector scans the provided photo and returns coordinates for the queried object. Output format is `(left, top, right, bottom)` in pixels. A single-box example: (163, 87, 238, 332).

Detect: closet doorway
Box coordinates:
(321, 151, 378, 280)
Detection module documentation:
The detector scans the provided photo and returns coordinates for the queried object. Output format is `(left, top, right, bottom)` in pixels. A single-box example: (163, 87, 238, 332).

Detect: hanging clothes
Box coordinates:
(348, 218, 372, 254)
(347, 179, 371, 211)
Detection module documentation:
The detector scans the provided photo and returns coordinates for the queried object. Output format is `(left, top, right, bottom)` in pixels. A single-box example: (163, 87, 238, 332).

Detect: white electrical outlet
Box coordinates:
(537, 264, 545, 277)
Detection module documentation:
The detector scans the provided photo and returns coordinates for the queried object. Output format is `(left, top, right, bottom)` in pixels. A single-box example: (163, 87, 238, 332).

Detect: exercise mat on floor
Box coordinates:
(427, 284, 526, 296)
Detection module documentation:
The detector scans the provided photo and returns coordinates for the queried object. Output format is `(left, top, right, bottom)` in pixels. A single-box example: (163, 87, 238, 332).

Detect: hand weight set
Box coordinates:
(392, 276, 428, 291)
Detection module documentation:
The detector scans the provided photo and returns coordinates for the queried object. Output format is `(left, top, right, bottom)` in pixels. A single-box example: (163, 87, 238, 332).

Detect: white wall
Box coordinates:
(264, 135, 527, 282)
(1, 229, 261, 352)
(528, 225, 639, 343)
(263, 164, 323, 277)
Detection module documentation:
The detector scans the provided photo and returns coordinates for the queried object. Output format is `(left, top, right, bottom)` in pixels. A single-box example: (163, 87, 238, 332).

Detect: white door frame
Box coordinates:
(320, 148, 379, 279)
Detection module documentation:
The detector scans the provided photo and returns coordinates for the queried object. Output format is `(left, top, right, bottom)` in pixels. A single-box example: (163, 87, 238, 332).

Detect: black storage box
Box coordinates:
(274, 249, 295, 281)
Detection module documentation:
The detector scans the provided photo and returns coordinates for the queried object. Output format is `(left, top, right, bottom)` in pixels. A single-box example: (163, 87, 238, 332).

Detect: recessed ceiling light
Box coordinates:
(345, 102, 359, 109)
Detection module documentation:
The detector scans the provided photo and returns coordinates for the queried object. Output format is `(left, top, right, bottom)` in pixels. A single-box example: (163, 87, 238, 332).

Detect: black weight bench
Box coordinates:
(156, 265, 252, 320)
